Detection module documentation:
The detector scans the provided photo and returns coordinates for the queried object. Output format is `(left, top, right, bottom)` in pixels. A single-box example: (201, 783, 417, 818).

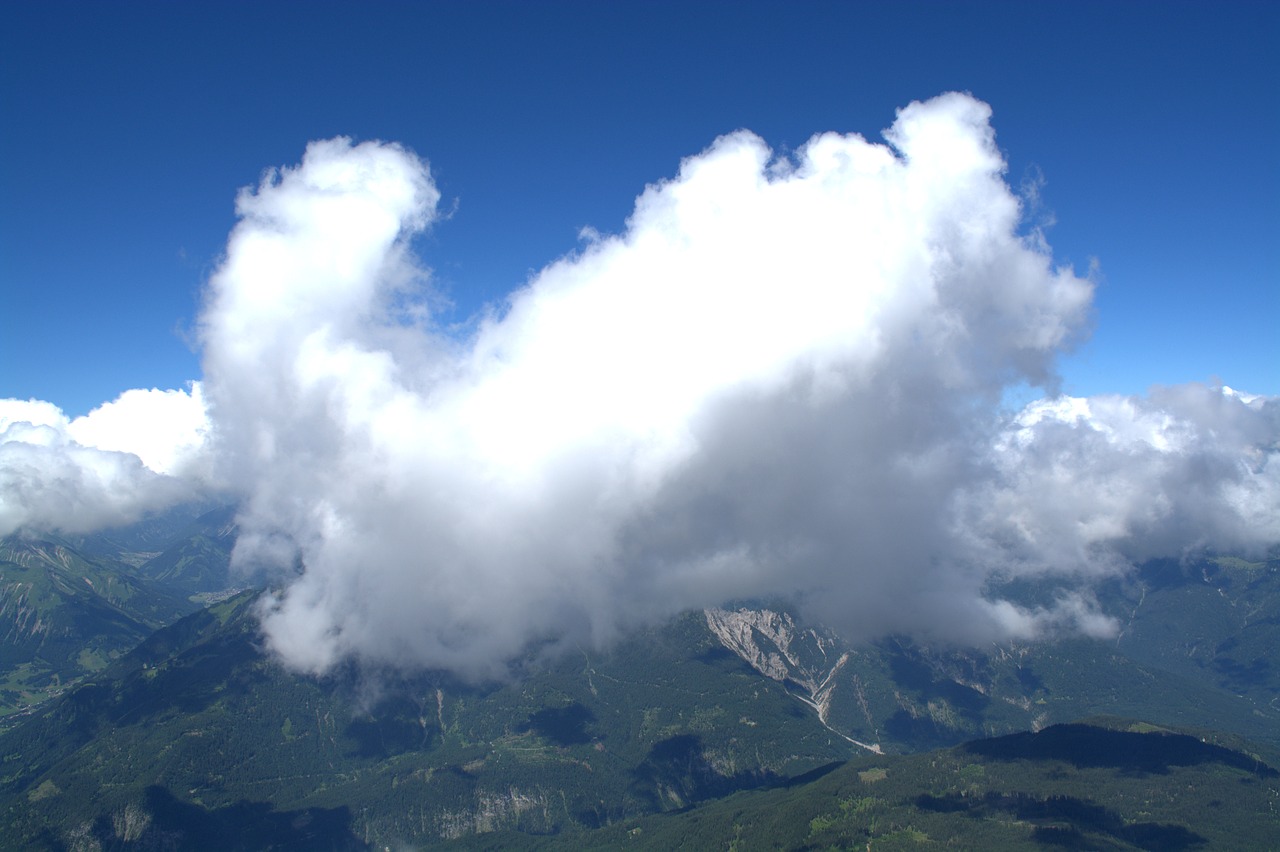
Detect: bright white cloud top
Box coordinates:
(2, 94, 1276, 678)
(0, 386, 207, 535)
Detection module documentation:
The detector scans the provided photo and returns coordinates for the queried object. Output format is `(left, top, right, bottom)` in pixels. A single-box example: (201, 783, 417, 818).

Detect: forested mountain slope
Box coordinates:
(0, 594, 852, 848)
(507, 718, 1279, 850)
(0, 506, 241, 720)
(0, 508, 1275, 848)
(704, 553, 1280, 756)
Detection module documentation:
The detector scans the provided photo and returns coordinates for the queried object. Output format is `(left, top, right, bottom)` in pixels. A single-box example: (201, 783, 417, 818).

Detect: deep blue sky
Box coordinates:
(3, 0, 1276, 416)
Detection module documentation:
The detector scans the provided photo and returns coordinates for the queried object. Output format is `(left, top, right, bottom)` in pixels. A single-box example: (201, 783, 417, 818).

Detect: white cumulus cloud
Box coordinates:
(66, 384, 211, 477)
(973, 384, 1279, 572)
(0, 384, 209, 535)
(197, 95, 1114, 679)
(5, 94, 1275, 680)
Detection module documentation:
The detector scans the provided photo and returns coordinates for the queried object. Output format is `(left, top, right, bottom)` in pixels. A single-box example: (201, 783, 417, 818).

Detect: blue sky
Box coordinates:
(3, 2, 1278, 670)
(3, 0, 1277, 417)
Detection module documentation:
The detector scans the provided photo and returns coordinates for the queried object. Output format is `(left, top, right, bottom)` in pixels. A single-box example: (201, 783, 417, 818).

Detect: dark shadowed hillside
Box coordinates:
(1, 540, 1277, 848)
(496, 719, 1278, 850)
(0, 594, 853, 848)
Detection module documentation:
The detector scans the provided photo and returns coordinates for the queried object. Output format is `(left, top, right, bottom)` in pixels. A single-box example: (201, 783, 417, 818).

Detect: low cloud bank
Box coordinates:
(0, 386, 208, 535)
(2, 94, 1275, 678)
(979, 386, 1278, 571)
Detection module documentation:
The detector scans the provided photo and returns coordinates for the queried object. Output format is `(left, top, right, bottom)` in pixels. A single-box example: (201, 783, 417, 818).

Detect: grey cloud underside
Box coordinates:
(0, 431, 193, 535)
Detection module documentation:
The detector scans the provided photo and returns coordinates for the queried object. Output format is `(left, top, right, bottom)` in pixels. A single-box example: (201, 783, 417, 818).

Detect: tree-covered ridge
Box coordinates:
(0, 536, 194, 718)
(704, 553, 1280, 755)
(134, 504, 238, 598)
(0, 505, 241, 720)
(1110, 553, 1280, 709)
(0, 595, 853, 848)
(4, 573, 1279, 849)
(503, 718, 1278, 851)
(0, 504, 1276, 848)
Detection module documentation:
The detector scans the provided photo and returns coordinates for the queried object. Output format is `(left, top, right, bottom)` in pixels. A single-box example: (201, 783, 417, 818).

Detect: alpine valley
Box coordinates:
(0, 509, 1276, 849)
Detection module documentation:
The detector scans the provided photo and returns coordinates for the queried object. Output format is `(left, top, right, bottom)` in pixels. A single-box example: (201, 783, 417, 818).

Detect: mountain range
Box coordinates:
(0, 509, 1276, 848)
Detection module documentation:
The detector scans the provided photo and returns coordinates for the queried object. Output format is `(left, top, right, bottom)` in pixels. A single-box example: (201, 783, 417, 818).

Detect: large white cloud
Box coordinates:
(4, 94, 1275, 678)
(197, 96, 1112, 679)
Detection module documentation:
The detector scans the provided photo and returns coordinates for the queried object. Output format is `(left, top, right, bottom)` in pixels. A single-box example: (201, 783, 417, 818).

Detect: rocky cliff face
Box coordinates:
(704, 606, 881, 753)
(437, 787, 553, 839)
(702, 604, 1093, 755)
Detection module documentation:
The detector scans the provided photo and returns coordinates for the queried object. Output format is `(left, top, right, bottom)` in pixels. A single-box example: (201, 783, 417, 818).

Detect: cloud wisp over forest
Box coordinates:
(2, 94, 1276, 678)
